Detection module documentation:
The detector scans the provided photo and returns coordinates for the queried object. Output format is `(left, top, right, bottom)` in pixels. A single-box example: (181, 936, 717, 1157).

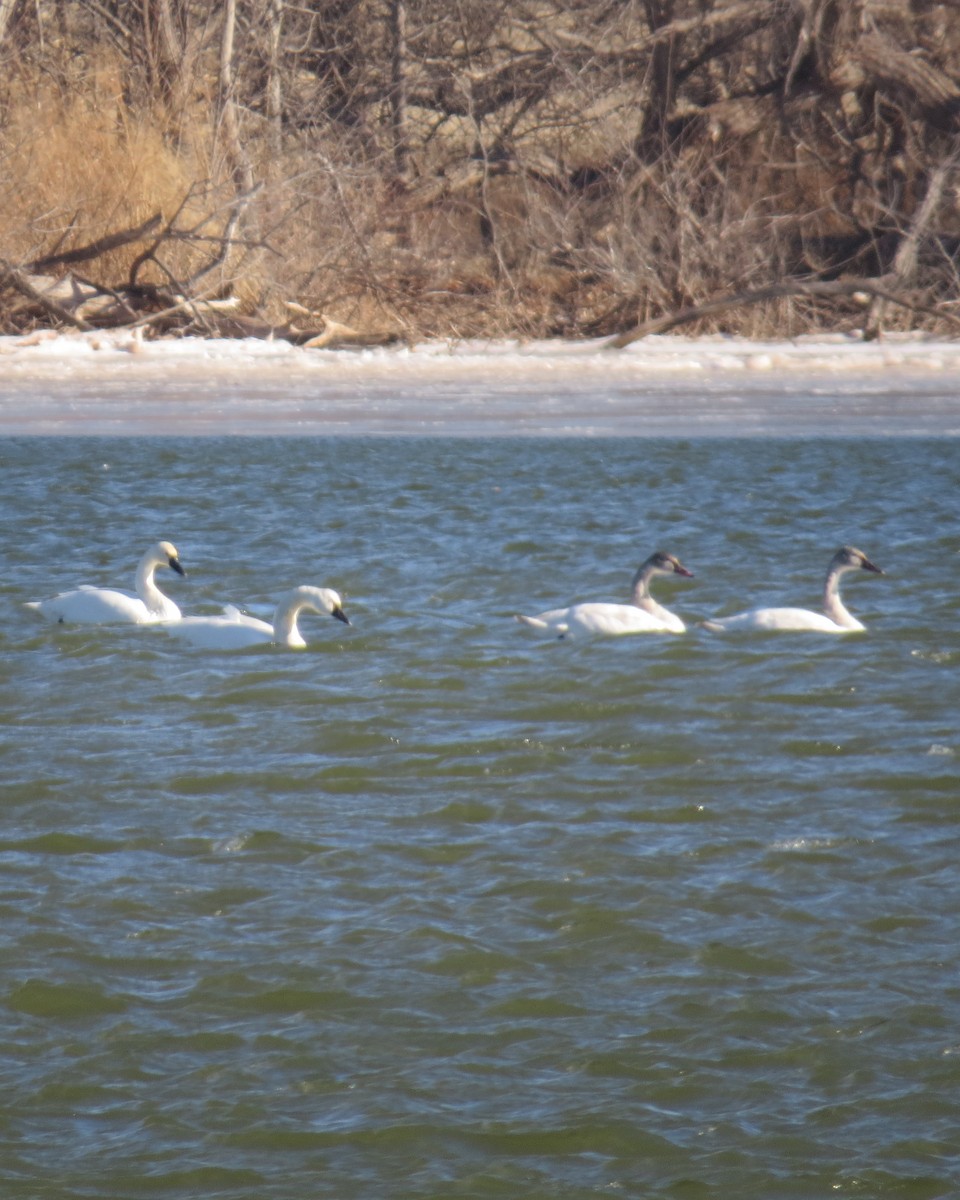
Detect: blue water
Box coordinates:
(2, 434, 959, 1199)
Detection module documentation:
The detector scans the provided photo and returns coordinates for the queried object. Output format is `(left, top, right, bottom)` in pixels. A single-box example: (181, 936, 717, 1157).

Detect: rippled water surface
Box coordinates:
(2, 432, 959, 1199)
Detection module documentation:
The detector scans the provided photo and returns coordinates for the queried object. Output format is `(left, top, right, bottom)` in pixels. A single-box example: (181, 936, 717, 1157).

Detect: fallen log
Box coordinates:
(301, 318, 402, 349)
(0, 259, 93, 330)
(605, 275, 960, 348)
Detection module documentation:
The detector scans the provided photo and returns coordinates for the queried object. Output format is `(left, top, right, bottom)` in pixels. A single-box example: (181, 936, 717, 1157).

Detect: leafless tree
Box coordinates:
(2, 0, 959, 339)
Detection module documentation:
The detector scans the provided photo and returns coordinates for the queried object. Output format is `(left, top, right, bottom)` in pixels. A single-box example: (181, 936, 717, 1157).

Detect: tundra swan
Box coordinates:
(164, 585, 350, 649)
(515, 551, 694, 638)
(702, 545, 883, 633)
(25, 540, 186, 624)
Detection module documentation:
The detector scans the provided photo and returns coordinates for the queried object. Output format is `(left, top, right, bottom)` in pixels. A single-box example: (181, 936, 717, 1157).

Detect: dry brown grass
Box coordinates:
(0, 49, 245, 301)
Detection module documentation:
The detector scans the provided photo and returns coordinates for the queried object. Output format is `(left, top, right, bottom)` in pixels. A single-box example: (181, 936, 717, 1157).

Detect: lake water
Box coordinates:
(2, 395, 959, 1197)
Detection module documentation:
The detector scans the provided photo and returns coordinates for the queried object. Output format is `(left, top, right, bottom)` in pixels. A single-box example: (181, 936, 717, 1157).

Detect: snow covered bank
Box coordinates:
(3, 329, 960, 384)
(2, 331, 959, 436)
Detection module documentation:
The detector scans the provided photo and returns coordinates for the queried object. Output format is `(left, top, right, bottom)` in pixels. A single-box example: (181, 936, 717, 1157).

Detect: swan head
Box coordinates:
(295, 585, 350, 625)
(833, 546, 883, 576)
(153, 540, 186, 577)
(645, 551, 694, 579)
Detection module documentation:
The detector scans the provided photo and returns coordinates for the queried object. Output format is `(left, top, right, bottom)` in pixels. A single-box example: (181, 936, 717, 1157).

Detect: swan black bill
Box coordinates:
(675, 565, 694, 578)
(333, 607, 350, 625)
(169, 556, 186, 577)
(862, 558, 884, 575)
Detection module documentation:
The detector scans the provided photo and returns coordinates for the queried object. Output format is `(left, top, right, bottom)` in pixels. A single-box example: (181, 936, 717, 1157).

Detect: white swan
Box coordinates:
(702, 545, 884, 633)
(164, 585, 350, 649)
(515, 551, 694, 637)
(25, 540, 186, 624)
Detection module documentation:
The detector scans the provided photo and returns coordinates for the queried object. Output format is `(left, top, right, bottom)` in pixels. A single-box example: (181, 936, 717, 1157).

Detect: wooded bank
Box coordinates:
(1, 1, 959, 346)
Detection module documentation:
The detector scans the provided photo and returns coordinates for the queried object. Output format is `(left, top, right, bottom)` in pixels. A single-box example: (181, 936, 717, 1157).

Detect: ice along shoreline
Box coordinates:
(1, 330, 959, 436)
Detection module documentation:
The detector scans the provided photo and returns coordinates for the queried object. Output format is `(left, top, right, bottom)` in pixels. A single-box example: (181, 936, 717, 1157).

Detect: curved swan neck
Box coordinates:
(629, 562, 656, 604)
(822, 562, 861, 630)
(629, 559, 669, 619)
(269, 587, 347, 646)
(136, 549, 171, 615)
(272, 597, 308, 647)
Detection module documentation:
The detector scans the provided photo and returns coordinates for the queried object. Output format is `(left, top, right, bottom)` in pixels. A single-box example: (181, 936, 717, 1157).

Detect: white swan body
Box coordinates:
(25, 541, 186, 624)
(165, 585, 350, 649)
(703, 546, 883, 634)
(515, 551, 694, 638)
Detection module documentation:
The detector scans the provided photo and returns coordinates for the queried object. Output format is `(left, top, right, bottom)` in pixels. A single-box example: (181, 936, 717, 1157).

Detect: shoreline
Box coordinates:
(4, 329, 960, 383)
(2, 331, 959, 437)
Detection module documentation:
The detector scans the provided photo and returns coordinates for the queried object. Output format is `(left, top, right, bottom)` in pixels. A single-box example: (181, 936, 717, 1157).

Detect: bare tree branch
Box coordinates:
(605, 276, 960, 348)
(864, 161, 955, 339)
(0, 0, 20, 46)
(29, 214, 163, 273)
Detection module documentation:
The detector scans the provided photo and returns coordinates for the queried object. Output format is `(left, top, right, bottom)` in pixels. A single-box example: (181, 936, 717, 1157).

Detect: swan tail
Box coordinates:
(515, 613, 548, 630)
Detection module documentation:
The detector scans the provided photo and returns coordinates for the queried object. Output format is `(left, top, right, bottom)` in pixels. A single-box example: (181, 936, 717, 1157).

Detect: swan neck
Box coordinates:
(136, 552, 169, 615)
(273, 599, 306, 647)
(630, 565, 672, 622)
(630, 564, 653, 605)
(822, 565, 858, 629)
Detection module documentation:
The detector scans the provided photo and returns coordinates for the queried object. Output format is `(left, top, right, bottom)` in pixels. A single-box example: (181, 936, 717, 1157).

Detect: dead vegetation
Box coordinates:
(1, 0, 959, 345)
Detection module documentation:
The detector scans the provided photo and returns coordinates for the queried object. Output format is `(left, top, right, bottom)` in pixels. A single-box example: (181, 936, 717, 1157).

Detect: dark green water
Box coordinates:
(2, 436, 958, 1199)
